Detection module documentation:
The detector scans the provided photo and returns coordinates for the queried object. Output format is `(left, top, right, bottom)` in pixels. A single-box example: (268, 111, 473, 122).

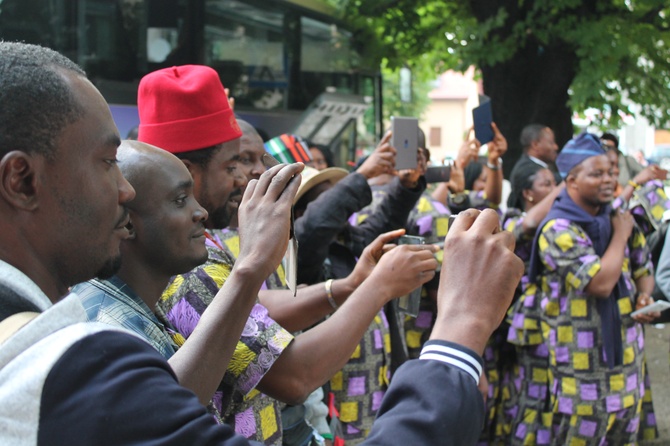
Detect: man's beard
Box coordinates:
(209, 205, 234, 230)
(210, 189, 243, 229)
(95, 255, 122, 280)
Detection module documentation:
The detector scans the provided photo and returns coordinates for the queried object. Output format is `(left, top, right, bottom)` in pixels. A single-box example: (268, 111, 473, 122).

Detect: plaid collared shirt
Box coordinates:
(73, 276, 181, 359)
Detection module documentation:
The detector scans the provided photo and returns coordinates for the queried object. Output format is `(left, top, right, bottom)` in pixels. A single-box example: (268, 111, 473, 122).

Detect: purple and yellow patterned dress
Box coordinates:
(535, 219, 654, 444)
(504, 209, 553, 445)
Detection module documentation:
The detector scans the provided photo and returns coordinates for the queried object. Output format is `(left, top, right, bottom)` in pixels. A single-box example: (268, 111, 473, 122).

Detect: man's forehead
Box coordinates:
(217, 138, 242, 161)
(539, 128, 553, 139)
(240, 133, 264, 155)
(580, 154, 610, 171)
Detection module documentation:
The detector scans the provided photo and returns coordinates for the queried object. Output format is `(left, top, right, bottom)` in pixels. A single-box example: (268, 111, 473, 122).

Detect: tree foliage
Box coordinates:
(380, 60, 434, 124)
(328, 0, 670, 164)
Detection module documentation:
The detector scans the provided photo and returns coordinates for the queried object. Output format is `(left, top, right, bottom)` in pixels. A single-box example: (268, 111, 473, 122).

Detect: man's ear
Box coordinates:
(0, 151, 41, 211)
(565, 173, 577, 190)
(180, 158, 203, 191)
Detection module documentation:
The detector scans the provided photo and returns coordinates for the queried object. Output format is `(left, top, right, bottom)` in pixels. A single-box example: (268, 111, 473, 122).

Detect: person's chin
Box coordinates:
(95, 255, 122, 280)
(598, 193, 614, 204)
(181, 250, 209, 273)
(196, 249, 209, 266)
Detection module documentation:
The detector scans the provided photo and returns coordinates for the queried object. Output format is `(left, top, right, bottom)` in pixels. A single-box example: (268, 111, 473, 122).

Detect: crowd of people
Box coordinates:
(0, 40, 669, 446)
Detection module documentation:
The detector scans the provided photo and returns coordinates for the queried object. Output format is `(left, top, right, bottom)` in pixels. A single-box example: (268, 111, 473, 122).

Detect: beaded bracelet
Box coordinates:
(628, 180, 641, 190)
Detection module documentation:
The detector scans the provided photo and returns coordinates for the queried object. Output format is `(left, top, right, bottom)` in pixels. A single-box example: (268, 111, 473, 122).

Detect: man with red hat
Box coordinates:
(136, 64, 439, 444)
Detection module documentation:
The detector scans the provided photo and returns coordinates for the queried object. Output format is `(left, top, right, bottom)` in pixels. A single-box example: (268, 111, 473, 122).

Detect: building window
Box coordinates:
(430, 127, 442, 147)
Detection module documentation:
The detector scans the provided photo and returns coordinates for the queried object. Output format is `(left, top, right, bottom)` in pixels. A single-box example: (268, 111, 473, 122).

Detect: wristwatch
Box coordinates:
(486, 158, 503, 170)
(450, 192, 467, 205)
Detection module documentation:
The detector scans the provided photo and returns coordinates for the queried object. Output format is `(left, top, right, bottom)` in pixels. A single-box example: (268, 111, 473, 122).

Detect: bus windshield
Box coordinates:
(0, 0, 381, 162)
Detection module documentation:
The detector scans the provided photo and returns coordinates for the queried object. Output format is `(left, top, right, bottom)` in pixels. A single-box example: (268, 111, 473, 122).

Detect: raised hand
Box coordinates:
(224, 87, 235, 111)
(457, 134, 481, 168)
(357, 131, 397, 179)
(632, 164, 668, 186)
(487, 122, 507, 161)
(447, 159, 465, 193)
(347, 229, 407, 288)
(611, 209, 634, 242)
(237, 163, 304, 278)
(368, 242, 439, 301)
(431, 209, 523, 354)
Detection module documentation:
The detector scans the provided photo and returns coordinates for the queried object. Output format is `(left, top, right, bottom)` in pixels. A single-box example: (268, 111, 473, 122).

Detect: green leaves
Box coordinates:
(338, 0, 670, 128)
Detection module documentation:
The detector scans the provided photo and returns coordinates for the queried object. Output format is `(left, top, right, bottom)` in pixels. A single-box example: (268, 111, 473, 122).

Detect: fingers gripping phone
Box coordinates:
(396, 235, 425, 317)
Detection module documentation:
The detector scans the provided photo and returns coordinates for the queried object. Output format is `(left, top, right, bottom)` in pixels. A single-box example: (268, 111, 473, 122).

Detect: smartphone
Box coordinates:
(391, 116, 418, 170)
(630, 300, 670, 317)
(396, 235, 425, 317)
(472, 101, 494, 145)
(424, 165, 451, 183)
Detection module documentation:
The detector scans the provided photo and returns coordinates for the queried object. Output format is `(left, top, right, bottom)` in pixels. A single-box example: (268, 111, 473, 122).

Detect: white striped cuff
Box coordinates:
(419, 341, 483, 384)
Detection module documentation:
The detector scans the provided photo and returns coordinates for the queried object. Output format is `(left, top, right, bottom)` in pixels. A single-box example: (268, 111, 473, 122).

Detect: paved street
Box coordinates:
(643, 324, 670, 445)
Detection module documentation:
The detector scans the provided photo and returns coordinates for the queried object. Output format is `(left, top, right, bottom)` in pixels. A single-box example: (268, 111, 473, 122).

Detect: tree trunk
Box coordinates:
(481, 44, 576, 178)
(470, 0, 579, 178)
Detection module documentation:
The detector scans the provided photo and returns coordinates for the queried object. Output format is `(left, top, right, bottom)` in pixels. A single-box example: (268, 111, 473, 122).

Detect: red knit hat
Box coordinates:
(137, 65, 242, 153)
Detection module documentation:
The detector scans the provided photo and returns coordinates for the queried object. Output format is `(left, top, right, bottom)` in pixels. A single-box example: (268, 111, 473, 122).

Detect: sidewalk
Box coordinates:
(642, 323, 670, 445)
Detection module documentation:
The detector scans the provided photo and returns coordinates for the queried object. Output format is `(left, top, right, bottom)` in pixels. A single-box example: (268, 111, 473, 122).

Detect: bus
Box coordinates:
(0, 0, 382, 166)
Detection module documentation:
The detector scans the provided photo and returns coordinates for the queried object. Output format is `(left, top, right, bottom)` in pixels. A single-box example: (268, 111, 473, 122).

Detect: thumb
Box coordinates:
(375, 229, 406, 246)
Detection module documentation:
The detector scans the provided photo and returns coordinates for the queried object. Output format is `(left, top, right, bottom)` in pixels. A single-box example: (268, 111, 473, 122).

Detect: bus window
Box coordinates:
(0, 0, 383, 146)
(204, 0, 287, 110)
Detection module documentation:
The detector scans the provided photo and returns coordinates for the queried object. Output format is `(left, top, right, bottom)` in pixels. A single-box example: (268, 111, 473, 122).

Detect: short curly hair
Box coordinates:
(520, 124, 548, 151)
(0, 42, 86, 160)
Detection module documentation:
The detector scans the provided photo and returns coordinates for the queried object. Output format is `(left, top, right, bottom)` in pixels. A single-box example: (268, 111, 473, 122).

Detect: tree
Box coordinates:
(380, 61, 433, 124)
(330, 0, 670, 175)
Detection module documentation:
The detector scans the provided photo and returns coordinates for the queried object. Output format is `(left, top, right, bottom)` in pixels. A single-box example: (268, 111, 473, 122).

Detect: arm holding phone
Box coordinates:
(483, 123, 507, 206)
(431, 137, 471, 205)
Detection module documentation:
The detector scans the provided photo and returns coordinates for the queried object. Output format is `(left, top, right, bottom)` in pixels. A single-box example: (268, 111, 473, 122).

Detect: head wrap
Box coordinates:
(137, 65, 241, 153)
(556, 132, 605, 179)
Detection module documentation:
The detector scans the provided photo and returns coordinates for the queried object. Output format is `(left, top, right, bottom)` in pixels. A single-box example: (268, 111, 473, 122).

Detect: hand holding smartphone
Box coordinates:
(396, 235, 425, 317)
(262, 153, 299, 296)
(630, 300, 670, 317)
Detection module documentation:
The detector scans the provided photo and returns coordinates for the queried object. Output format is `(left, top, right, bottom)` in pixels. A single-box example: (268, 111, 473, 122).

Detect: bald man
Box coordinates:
(74, 140, 302, 407)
